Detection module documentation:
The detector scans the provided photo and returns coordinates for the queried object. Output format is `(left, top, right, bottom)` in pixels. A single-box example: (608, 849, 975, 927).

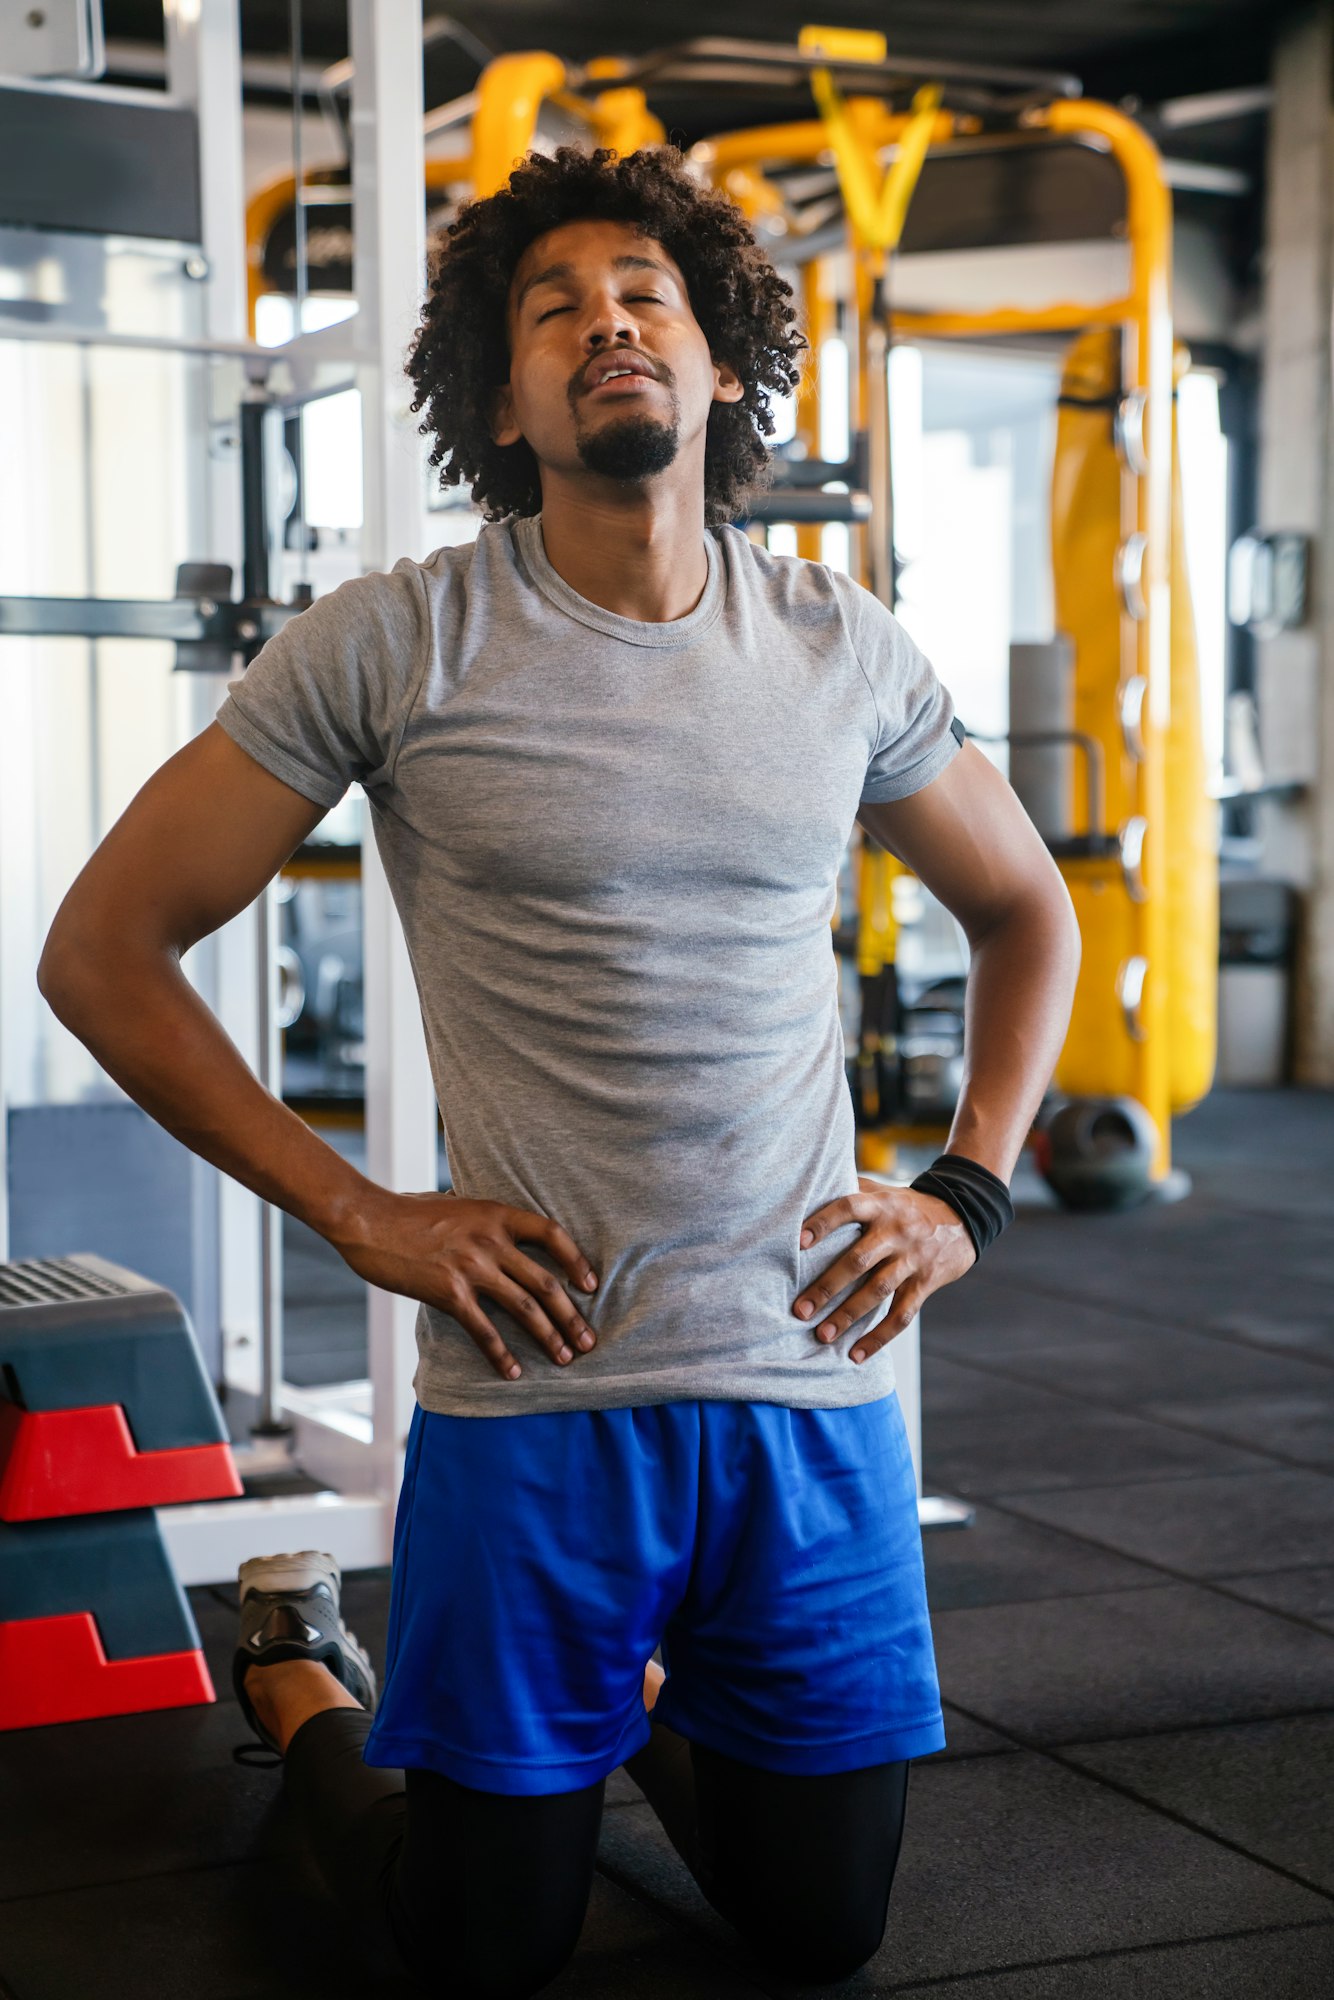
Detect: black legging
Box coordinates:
(284, 1706, 911, 1998)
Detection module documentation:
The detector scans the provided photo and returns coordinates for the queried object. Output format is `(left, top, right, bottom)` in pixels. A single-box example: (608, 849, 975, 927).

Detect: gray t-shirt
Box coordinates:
(216, 513, 960, 1417)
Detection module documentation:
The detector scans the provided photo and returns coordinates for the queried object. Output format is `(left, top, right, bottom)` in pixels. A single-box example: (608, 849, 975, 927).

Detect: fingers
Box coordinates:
(802, 1256, 911, 1347)
(503, 1207, 599, 1294)
(484, 1273, 591, 1371)
(434, 1281, 528, 1380)
(800, 1183, 925, 1248)
(798, 1187, 881, 1247)
(425, 1205, 601, 1383)
(794, 1227, 899, 1322)
(501, 1249, 598, 1355)
(435, 1268, 591, 1382)
(848, 1279, 929, 1364)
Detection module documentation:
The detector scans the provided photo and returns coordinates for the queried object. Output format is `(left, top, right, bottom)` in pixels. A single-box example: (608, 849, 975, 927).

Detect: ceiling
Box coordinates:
(102, 1, 1300, 109)
(100, 0, 1287, 293)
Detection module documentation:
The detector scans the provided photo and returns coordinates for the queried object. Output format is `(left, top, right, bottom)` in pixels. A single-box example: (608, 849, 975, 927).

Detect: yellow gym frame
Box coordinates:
(245, 30, 1214, 1190)
(680, 56, 1199, 1185)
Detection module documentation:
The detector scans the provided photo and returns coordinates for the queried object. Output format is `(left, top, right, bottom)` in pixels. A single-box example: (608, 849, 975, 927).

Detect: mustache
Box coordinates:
(568, 355, 673, 402)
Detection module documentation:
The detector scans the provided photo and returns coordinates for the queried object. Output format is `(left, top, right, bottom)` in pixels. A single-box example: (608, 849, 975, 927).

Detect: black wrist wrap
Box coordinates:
(909, 1153, 1015, 1262)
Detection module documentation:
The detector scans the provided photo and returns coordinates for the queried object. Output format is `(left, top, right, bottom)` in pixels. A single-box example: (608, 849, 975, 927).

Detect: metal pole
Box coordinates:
(241, 0, 319, 1436)
(78, 345, 103, 846)
(865, 316, 893, 609)
(165, 0, 265, 1408)
(237, 394, 287, 1433)
(254, 880, 286, 1432)
(288, 0, 310, 588)
(349, 0, 437, 1523)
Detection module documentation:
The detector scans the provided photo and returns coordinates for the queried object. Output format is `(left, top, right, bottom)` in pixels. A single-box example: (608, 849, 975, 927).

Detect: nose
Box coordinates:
(582, 297, 641, 355)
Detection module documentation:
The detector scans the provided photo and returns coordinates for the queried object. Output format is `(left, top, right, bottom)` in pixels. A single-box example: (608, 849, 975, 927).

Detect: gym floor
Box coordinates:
(3, 1087, 1333, 1997)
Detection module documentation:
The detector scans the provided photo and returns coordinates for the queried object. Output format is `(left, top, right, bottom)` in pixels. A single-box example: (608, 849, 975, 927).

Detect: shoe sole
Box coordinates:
(238, 1551, 342, 1602)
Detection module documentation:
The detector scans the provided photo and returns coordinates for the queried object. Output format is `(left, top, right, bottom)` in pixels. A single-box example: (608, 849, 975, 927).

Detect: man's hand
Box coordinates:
(335, 1192, 600, 1382)
(793, 1178, 976, 1364)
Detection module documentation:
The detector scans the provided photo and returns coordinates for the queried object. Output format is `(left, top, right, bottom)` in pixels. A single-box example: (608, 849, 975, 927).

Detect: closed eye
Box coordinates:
(536, 292, 668, 320)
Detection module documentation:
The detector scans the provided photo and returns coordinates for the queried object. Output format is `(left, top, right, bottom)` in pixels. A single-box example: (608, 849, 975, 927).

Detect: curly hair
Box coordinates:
(407, 144, 807, 527)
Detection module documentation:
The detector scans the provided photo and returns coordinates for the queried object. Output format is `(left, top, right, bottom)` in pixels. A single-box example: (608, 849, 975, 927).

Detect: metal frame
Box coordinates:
(571, 36, 1079, 116)
(0, 590, 296, 650)
(153, 0, 433, 1578)
(679, 87, 1178, 1181)
(161, 0, 267, 1463)
(0, 0, 435, 1577)
(889, 102, 1175, 1179)
(182, 0, 433, 1564)
(336, 0, 435, 1513)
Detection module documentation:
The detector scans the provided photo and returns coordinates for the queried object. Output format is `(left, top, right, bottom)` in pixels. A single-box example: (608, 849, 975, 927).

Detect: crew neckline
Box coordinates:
(510, 513, 725, 648)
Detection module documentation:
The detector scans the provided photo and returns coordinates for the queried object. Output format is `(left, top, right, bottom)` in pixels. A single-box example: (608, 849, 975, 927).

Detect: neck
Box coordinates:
(531, 473, 710, 623)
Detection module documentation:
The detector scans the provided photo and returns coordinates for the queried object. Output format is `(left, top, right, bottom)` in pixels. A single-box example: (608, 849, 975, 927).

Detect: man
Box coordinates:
(39, 145, 1079, 1994)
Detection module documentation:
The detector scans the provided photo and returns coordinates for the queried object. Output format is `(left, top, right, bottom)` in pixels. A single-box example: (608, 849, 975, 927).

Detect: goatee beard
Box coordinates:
(576, 412, 680, 482)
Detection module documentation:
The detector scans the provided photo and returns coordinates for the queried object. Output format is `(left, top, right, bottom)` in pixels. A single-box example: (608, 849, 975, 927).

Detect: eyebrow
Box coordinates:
(514, 253, 674, 314)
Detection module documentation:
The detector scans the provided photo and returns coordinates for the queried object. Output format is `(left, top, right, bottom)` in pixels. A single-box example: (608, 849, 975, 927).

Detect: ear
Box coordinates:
(490, 380, 523, 447)
(711, 358, 746, 407)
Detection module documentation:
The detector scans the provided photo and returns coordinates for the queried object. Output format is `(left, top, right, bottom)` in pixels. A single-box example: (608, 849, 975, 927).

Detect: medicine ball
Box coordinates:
(1034, 1095, 1158, 1212)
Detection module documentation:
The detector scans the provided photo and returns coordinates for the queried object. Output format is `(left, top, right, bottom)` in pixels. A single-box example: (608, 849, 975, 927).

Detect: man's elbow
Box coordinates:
(970, 856, 1078, 958)
(36, 901, 122, 1027)
(36, 920, 87, 1024)
(1024, 859, 1082, 986)
(970, 869, 1081, 1015)
(1049, 863, 1081, 965)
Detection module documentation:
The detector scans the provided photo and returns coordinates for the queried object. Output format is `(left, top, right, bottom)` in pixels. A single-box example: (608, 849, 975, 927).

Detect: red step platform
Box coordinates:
(0, 1398, 242, 1521)
(0, 1612, 214, 1729)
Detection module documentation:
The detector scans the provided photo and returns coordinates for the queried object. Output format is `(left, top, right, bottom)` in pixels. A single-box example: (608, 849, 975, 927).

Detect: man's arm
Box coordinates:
(855, 738, 1081, 1179)
(37, 721, 603, 1382)
(791, 741, 1079, 1358)
(37, 721, 381, 1243)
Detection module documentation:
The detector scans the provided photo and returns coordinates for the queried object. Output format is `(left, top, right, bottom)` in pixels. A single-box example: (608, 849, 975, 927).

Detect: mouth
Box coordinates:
(582, 357, 659, 397)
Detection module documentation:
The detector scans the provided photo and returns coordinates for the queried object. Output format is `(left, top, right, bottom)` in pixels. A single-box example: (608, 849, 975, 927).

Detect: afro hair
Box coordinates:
(406, 143, 808, 527)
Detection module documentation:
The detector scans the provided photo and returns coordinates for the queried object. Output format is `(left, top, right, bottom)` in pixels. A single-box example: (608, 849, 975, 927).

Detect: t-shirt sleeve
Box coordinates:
(214, 558, 431, 809)
(831, 572, 963, 804)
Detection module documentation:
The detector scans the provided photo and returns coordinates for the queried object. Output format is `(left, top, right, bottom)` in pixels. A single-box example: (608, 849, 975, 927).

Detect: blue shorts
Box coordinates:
(363, 1390, 945, 1797)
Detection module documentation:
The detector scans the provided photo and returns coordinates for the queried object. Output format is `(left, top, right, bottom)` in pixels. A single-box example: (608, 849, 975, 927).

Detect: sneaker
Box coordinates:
(231, 1550, 377, 1756)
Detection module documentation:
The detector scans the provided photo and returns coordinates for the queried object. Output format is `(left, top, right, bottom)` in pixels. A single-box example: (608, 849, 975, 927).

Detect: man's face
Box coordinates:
(492, 216, 743, 490)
